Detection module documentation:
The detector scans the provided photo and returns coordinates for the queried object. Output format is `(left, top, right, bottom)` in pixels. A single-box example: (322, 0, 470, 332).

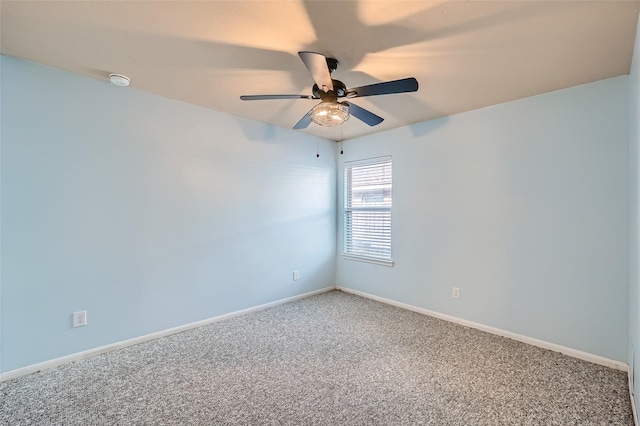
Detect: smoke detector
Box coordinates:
(109, 74, 130, 87)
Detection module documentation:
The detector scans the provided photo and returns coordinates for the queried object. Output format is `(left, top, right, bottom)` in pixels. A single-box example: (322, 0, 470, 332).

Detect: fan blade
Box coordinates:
(343, 102, 384, 126)
(347, 77, 418, 98)
(293, 110, 313, 129)
(298, 51, 334, 92)
(240, 94, 315, 101)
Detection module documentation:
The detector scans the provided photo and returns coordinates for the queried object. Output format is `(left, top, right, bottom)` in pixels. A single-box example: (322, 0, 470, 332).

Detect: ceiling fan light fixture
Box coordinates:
(240, 52, 417, 130)
(310, 101, 349, 127)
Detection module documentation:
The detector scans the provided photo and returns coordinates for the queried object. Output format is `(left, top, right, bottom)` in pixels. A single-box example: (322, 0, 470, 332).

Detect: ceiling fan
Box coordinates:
(240, 51, 419, 129)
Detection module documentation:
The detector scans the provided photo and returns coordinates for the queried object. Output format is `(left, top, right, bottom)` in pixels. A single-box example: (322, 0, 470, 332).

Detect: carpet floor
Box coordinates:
(0, 290, 634, 425)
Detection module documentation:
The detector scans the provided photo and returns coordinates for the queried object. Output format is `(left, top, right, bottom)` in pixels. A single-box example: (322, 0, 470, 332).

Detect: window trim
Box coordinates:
(343, 156, 394, 267)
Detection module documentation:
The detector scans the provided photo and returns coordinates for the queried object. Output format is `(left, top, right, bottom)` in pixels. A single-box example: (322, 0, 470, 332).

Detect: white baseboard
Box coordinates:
(0, 286, 336, 382)
(1, 285, 629, 382)
(631, 373, 639, 426)
(631, 391, 639, 426)
(337, 286, 628, 371)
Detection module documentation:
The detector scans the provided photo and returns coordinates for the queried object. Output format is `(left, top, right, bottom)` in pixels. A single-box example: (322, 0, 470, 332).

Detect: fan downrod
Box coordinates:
(326, 57, 338, 74)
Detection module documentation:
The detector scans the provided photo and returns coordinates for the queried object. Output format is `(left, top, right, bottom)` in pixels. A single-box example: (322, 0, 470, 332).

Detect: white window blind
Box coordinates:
(344, 156, 393, 264)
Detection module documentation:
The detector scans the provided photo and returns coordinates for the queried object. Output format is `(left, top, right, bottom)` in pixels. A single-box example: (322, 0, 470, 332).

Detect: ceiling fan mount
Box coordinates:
(240, 51, 418, 129)
(325, 57, 339, 74)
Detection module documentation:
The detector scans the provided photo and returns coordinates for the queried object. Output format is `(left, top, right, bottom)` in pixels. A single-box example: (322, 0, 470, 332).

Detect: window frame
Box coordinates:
(343, 156, 394, 267)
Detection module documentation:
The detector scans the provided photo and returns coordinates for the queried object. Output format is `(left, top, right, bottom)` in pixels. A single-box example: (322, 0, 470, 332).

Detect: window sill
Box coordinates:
(342, 255, 395, 267)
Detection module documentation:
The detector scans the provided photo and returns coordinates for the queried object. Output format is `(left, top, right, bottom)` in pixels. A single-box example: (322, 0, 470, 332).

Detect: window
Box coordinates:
(344, 156, 393, 266)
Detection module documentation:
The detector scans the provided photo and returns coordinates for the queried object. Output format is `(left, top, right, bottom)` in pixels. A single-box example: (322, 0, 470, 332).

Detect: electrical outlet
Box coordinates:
(293, 271, 300, 281)
(73, 310, 87, 327)
(452, 287, 460, 299)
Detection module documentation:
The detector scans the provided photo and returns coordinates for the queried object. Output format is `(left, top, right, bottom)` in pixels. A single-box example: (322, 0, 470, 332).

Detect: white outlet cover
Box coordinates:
(452, 287, 460, 299)
(73, 310, 87, 327)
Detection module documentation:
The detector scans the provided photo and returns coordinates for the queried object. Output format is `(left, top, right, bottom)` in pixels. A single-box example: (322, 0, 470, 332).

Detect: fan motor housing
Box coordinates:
(313, 80, 347, 99)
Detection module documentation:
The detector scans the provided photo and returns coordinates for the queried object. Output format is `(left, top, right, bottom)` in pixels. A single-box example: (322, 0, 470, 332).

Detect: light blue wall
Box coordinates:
(629, 15, 640, 412)
(0, 52, 633, 374)
(0, 56, 337, 373)
(337, 77, 629, 362)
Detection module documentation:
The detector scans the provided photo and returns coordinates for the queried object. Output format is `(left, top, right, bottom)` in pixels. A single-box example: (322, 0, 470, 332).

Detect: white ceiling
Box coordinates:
(1, 1, 639, 141)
